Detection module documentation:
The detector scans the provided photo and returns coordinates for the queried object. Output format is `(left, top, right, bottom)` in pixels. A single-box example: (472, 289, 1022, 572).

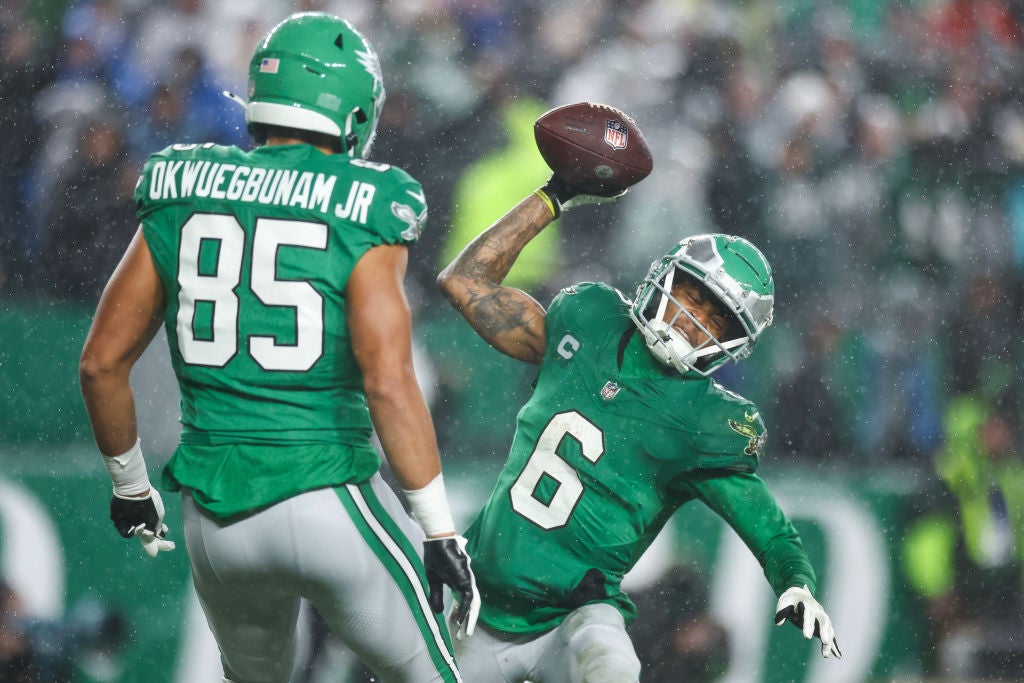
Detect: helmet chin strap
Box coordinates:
(222, 90, 247, 109)
(343, 107, 368, 156)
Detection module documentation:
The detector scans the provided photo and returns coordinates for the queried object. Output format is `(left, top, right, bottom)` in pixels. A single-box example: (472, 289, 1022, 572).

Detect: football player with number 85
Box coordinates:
(79, 12, 477, 683)
(437, 165, 841, 681)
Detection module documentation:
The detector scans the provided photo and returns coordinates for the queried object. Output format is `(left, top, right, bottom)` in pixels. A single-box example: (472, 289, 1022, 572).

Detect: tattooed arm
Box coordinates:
(437, 193, 554, 364)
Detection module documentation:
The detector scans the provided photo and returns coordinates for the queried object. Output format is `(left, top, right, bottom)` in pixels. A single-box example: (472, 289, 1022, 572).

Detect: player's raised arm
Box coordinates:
(438, 102, 651, 365)
(436, 193, 553, 364)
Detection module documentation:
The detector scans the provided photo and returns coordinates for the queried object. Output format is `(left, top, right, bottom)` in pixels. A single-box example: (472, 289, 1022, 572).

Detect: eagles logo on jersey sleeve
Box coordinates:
(328, 157, 427, 247)
(683, 386, 767, 474)
(726, 406, 768, 459)
(384, 175, 427, 243)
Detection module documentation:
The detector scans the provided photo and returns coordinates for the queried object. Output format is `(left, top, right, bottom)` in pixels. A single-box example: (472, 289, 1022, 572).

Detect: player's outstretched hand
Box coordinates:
(774, 584, 842, 659)
(110, 488, 176, 558)
(537, 174, 626, 217)
(423, 535, 480, 639)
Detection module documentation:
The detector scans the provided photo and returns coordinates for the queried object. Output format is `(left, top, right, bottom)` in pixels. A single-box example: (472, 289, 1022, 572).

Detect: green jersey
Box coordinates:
(135, 143, 428, 520)
(466, 282, 814, 634)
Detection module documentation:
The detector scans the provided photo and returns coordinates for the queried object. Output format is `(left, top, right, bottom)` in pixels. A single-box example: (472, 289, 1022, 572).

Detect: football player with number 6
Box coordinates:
(437, 164, 841, 681)
(79, 12, 477, 683)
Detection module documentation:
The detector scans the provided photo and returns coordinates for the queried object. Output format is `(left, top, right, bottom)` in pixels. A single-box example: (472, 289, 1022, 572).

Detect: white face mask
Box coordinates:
(639, 310, 748, 377)
(633, 266, 749, 377)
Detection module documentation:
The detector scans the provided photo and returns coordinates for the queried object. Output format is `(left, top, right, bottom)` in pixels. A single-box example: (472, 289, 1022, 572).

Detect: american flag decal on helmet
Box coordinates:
(259, 58, 280, 73)
(604, 119, 627, 150)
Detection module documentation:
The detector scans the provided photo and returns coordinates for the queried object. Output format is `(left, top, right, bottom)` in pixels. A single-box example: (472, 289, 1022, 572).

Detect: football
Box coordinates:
(534, 102, 653, 196)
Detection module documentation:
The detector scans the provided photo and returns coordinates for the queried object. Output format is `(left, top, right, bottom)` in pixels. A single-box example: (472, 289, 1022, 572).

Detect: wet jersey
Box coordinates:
(465, 282, 813, 634)
(136, 143, 428, 520)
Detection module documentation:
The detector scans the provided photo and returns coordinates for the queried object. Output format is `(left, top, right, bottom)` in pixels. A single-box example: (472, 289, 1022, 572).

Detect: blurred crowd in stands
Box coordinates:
(4, 0, 1024, 679)
(1, 579, 127, 682)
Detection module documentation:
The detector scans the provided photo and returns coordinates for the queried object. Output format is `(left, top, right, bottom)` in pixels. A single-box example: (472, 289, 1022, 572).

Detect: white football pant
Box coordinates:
(182, 474, 461, 683)
(453, 602, 640, 682)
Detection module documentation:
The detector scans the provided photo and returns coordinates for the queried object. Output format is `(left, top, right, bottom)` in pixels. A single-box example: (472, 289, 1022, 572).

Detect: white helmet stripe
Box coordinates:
(654, 265, 675, 324)
(246, 101, 342, 137)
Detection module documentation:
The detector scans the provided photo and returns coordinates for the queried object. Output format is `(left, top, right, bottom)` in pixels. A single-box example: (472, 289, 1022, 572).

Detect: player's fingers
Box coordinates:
(802, 609, 816, 640)
(426, 576, 444, 613)
(154, 537, 176, 553)
(774, 605, 793, 627)
(452, 595, 467, 622)
(452, 596, 469, 627)
(139, 530, 159, 557)
(463, 592, 480, 638)
(818, 619, 834, 645)
(817, 620, 838, 658)
(139, 530, 176, 557)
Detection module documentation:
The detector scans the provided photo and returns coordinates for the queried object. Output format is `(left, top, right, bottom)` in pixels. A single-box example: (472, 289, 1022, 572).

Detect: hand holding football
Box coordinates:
(534, 102, 653, 196)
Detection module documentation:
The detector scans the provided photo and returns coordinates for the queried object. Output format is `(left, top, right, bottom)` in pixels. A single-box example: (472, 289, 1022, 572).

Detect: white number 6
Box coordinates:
(510, 410, 604, 529)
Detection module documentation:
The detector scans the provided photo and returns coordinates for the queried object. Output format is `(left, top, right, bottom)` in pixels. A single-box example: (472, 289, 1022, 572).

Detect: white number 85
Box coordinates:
(176, 213, 327, 371)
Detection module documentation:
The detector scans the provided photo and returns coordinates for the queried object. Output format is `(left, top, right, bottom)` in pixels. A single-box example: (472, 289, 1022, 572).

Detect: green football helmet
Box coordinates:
(246, 12, 385, 158)
(629, 234, 775, 377)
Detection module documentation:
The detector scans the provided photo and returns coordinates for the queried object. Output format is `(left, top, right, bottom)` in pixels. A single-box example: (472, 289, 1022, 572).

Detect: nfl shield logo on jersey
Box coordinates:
(600, 381, 621, 400)
(604, 119, 628, 150)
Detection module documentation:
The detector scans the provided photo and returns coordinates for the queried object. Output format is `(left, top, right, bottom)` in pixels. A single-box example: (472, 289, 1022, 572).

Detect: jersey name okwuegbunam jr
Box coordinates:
(141, 143, 423, 227)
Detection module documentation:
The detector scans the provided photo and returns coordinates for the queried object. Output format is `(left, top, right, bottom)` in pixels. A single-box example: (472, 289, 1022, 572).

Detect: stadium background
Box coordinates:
(2, 0, 1023, 681)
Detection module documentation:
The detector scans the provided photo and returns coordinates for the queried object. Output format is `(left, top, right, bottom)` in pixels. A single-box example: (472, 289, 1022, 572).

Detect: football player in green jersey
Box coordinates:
(436, 174, 841, 681)
(79, 13, 478, 683)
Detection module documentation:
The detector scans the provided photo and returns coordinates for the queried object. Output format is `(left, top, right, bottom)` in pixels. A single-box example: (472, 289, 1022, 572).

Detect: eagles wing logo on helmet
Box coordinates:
(355, 47, 383, 92)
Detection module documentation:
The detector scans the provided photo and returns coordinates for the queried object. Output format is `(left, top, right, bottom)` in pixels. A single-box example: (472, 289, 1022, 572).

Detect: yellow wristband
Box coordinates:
(533, 188, 560, 219)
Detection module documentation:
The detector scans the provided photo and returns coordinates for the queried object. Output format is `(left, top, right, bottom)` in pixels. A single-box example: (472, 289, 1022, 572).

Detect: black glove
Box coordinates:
(537, 174, 626, 219)
(423, 536, 480, 639)
(109, 490, 175, 557)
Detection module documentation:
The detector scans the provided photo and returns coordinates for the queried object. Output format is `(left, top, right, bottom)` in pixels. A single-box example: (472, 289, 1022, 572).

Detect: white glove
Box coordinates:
(774, 584, 842, 659)
(110, 488, 176, 558)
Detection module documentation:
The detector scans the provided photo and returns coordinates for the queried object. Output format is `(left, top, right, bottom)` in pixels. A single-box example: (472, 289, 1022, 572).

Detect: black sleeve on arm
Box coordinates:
(683, 471, 817, 597)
